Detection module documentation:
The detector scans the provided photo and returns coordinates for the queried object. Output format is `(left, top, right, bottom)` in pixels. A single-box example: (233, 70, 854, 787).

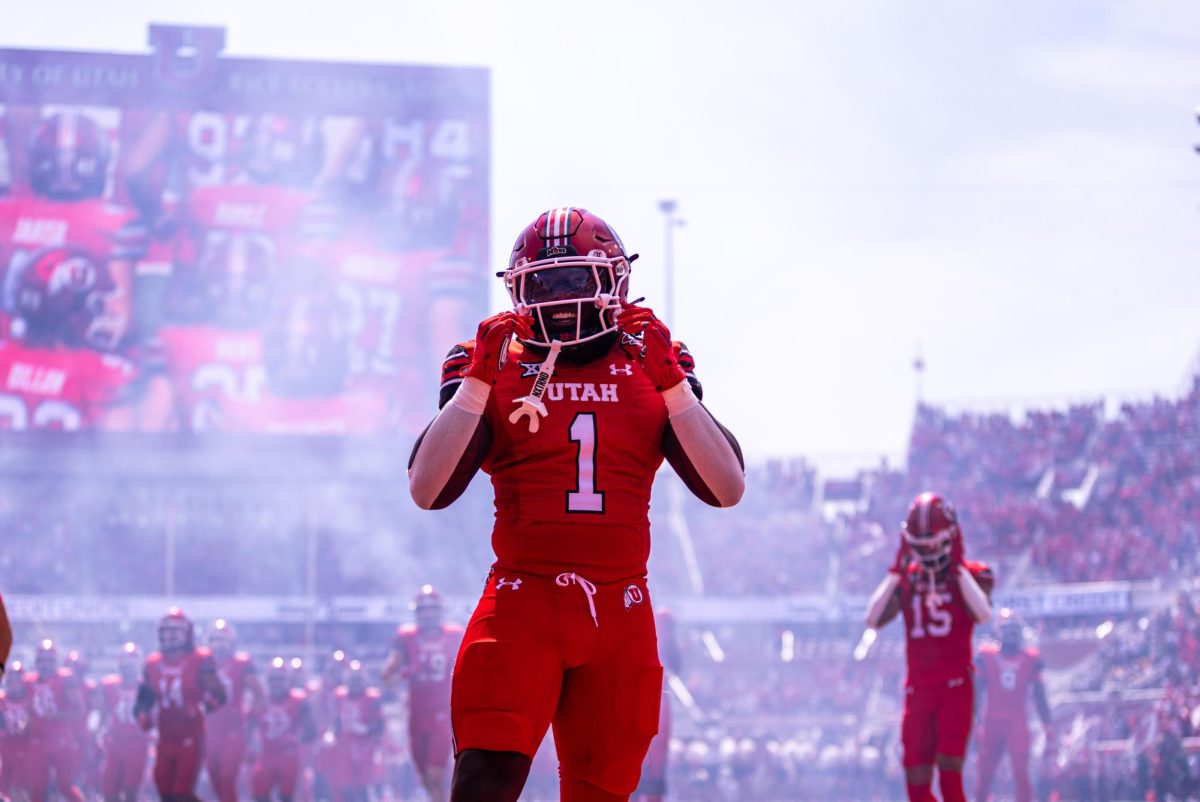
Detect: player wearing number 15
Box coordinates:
(408, 207, 745, 802)
(864, 492, 994, 802)
(132, 607, 228, 802)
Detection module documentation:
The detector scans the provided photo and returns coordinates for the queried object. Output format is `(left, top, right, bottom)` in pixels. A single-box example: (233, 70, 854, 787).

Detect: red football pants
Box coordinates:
(28, 735, 84, 802)
(901, 675, 974, 768)
(451, 570, 663, 797)
(409, 710, 452, 778)
(634, 689, 672, 797)
(974, 719, 1032, 802)
(102, 738, 150, 796)
(155, 734, 206, 796)
(207, 728, 245, 802)
(253, 749, 300, 799)
(0, 740, 30, 792)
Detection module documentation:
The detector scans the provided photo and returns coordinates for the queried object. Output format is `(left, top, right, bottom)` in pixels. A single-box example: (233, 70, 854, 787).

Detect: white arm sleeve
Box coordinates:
(957, 564, 993, 623)
(408, 377, 490, 510)
(662, 382, 745, 508)
(864, 573, 901, 628)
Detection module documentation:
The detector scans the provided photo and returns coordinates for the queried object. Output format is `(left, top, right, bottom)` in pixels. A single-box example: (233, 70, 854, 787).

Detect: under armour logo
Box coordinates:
(497, 578, 522, 591)
(623, 584, 644, 610)
(609, 363, 633, 376)
(519, 362, 544, 378)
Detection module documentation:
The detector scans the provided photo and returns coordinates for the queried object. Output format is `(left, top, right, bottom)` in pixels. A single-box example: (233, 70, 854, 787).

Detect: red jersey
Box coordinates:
(977, 643, 1043, 725)
(899, 560, 993, 687)
(0, 690, 31, 741)
(26, 668, 83, 740)
(158, 325, 265, 430)
(333, 688, 383, 742)
(99, 675, 147, 747)
(0, 194, 146, 277)
(208, 652, 255, 734)
(143, 648, 219, 741)
(0, 340, 135, 430)
(440, 337, 698, 582)
(254, 690, 308, 754)
(391, 624, 462, 714)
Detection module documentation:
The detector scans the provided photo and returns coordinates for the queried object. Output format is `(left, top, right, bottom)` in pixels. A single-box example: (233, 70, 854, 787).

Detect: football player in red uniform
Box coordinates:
(381, 585, 463, 802)
(0, 661, 32, 800)
(0, 111, 152, 431)
(100, 643, 150, 802)
(330, 661, 383, 802)
(973, 608, 1052, 802)
(132, 607, 228, 802)
(864, 492, 994, 802)
(25, 640, 86, 802)
(205, 619, 263, 802)
(408, 207, 745, 802)
(251, 658, 316, 802)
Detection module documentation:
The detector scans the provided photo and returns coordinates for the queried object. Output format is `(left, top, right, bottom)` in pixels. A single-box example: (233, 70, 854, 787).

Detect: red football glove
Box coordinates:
(465, 311, 534, 385)
(616, 303, 686, 392)
(949, 530, 965, 568)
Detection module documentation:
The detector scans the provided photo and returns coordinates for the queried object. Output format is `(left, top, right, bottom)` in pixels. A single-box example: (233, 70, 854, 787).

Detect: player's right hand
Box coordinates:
(466, 311, 534, 385)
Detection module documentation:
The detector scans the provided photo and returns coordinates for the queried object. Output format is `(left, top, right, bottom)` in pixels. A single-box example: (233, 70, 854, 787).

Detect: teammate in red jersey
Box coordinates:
(132, 607, 228, 802)
(973, 608, 1052, 802)
(0, 661, 32, 800)
(632, 609, 682, 802)
(100, 643, 151, 802)
(409, 207, 745, 802)
(25, 640, 86, 802)
(381, 585, 463, 802)
(330, 661, 383, 802)
(865, 492, 994, 802)
(206, 619, 264, 802)
(251, 658, 316, 802)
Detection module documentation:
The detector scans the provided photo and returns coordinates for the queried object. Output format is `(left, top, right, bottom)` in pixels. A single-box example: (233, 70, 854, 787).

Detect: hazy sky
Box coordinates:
(7, 1, 1200, 469)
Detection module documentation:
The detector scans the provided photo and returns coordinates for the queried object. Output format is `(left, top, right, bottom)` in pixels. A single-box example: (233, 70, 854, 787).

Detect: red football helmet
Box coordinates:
(208, 619, 237, 659)
(267, 656, 290, 698)
(35, 639, 59, 675)
(412, 584, 443, 631)
(325, 650, 347, 686)
(501, 207, 633, 347)
(8, 245, 122, 350)
(29, 111, 111, 200)
(345, 659, 366, 695)
(997, 608, 1025, 650)
(158, 607, 195, 654)
(118, 642, 141, 682)
(65, 649, 88, 678)
(238, 115, 324, 187)
(902, 492, 961, 573)
(3, 661, 25, 695)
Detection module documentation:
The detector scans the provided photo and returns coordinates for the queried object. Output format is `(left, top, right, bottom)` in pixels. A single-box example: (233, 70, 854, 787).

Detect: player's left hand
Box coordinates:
(616, 302, 686, 392)
(949, 531, 965, 567)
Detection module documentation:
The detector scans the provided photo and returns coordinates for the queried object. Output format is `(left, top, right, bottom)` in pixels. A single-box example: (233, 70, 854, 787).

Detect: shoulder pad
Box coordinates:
(397, 623, 417, 637)
(290, 688, 308, 703)
(102, 675, 120, 687)
(365, 688, 382, 700)
(445, 623, 465, 636)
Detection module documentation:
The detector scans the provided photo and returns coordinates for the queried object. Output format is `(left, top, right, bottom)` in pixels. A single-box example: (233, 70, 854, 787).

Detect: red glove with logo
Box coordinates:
(466, 311, 534, 385)
(949, 529, 965, 568)
(616, 303, 686, 392)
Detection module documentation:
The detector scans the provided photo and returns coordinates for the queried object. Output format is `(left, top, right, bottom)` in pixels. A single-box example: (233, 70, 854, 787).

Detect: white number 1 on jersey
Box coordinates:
(567, 413, 605, 513)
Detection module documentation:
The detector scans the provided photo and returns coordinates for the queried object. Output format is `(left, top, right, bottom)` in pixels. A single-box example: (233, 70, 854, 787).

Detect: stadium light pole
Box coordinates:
(658, 200, 685, 327)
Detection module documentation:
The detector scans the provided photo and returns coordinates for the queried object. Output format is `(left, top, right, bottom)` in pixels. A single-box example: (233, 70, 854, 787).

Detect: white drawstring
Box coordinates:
(556, 572, 599, 627)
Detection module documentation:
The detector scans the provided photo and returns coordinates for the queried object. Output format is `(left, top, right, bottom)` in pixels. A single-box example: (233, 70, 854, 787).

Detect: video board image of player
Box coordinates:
(0, 105, 152, 431)
(148, 111, 482, 434)
(0, 37, 490, 434)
